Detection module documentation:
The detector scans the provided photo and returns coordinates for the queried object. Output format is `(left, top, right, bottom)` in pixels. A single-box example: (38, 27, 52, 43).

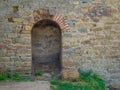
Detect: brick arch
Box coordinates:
(32, 9, 69, 31)
(31, 18, 62, 76)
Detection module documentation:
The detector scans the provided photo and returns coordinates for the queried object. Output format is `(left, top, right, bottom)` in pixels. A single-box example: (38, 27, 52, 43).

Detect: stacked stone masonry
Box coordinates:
(0, 0, 120, 86)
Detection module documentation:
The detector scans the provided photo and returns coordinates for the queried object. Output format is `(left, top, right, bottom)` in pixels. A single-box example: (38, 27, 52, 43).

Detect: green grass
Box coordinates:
(35, 70, 43, 76)
(0, 72, 35, 82)
(50, 69, 108, 90)
(0, 74, 7, 80)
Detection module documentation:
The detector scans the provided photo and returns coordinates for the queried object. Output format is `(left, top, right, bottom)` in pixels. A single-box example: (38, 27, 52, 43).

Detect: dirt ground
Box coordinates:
(0, 81, 50, 90)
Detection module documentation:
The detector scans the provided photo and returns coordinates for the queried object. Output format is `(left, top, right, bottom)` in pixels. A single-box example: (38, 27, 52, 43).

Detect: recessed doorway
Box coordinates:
(31, 19, 61, 75)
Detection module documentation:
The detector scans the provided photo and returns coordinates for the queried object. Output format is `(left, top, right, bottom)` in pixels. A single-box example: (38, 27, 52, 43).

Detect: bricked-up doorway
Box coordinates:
(32, 19, 62, 75)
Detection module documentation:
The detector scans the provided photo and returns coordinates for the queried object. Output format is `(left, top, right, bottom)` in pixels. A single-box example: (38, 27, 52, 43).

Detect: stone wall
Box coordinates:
(0, 0, 120, 85)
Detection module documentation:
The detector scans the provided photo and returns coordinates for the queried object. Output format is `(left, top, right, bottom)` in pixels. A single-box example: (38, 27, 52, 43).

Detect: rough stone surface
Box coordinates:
(61, 69, 79, 79)
(0, 0, 120, 85)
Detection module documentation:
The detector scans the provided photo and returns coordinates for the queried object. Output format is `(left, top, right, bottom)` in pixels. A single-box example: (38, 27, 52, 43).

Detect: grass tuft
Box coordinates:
(35, 70, 43, 76)
(50, 69, 108, 90)
(0, 72, 35, 82)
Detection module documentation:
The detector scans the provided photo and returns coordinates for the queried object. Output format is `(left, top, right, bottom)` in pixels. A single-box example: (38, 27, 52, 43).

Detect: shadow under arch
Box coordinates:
(31, 19, 62, 76)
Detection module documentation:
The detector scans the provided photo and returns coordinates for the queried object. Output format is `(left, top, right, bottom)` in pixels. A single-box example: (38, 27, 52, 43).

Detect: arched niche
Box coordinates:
(31, 19, 62, 75)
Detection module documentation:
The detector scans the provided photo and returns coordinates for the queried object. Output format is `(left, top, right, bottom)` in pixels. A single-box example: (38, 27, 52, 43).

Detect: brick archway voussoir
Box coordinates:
(32, 9, 69, 31)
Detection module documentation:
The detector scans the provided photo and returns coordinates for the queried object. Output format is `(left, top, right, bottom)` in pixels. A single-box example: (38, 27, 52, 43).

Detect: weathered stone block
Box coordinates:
(12, 6, 19, 12)
(8, 17, 14, 22)
(61, 69, 79, 80)
(62, 61, 80, 67)
(13, 18, 24, 23)
(25, 25, 32, 31)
